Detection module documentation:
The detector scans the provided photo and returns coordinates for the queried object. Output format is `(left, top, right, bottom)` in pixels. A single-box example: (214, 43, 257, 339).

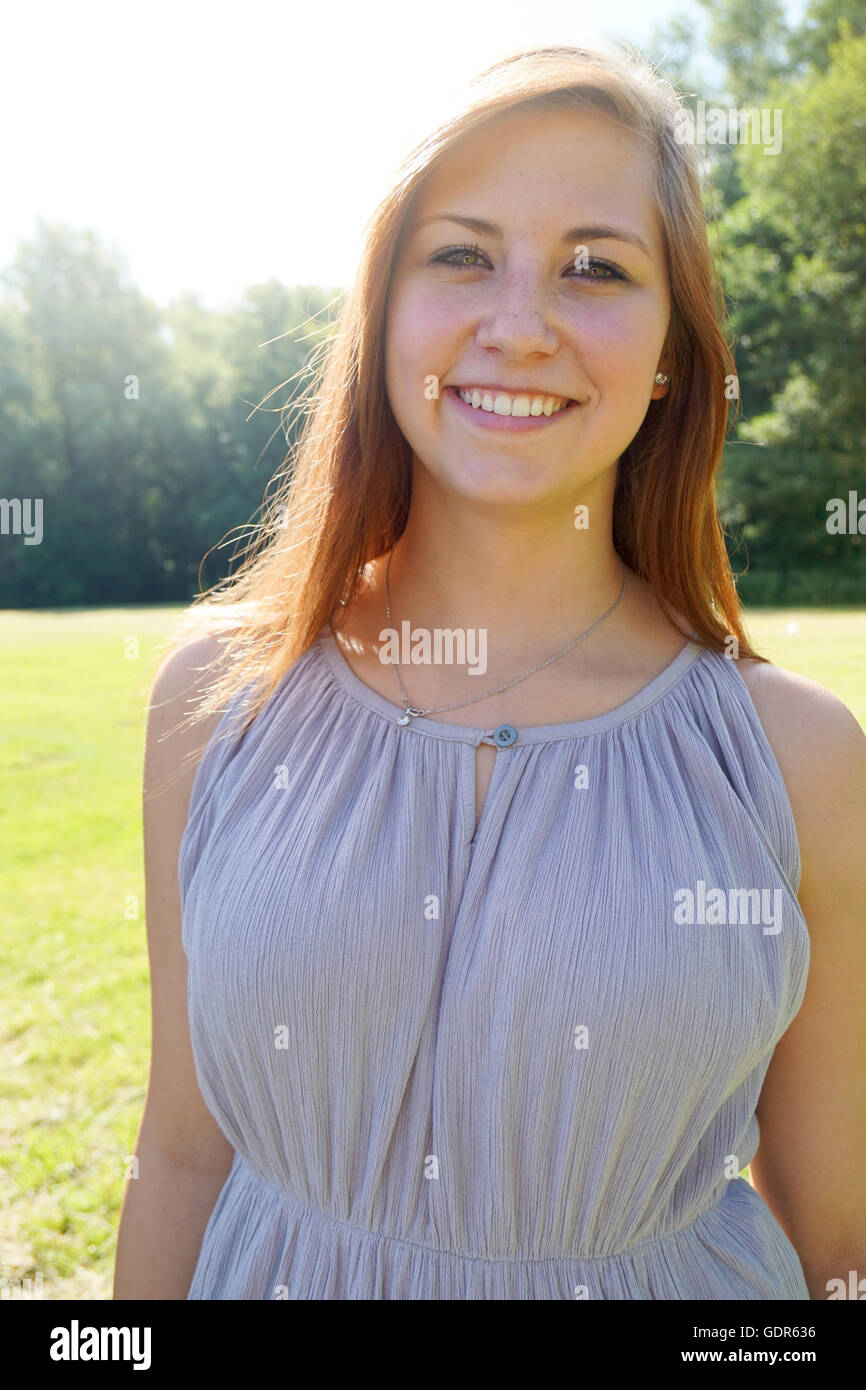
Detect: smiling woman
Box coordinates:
(385, 99, 675, 510)
(114, 44, 866, 1303)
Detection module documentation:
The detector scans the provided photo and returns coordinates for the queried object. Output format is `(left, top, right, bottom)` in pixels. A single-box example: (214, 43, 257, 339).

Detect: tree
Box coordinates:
(719, 34, 866, 588)
(0, 225, 341, 605)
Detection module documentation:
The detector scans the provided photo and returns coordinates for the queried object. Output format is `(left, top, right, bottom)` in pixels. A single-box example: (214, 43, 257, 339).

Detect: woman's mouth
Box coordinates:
(444, 385, 581, 431)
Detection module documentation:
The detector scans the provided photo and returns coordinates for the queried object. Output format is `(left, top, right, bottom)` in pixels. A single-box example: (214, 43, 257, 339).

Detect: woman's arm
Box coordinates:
(739, 659, 866, 1301)
(114, 635, 236, 1300)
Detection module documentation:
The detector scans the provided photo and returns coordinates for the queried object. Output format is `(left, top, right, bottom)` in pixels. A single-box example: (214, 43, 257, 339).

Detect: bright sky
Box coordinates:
(3, 0, 809, 307)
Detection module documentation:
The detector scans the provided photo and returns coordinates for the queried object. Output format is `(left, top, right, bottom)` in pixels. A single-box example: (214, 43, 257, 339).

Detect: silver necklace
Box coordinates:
(383, 549, 627, 727)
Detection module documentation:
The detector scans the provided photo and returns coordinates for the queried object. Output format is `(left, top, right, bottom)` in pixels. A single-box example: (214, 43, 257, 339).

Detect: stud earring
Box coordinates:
(654, 372, 669, 385)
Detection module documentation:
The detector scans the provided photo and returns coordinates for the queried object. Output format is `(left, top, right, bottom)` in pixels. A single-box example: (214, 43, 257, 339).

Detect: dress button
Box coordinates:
(492, 724, 518, 747)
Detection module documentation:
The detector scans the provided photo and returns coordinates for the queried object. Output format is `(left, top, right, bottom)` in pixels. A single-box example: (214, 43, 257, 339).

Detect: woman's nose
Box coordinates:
(474, 276, 559, 358)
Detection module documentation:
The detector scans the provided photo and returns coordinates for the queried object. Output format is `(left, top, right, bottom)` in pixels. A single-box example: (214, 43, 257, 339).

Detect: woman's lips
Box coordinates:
(444, 385, 581, 431)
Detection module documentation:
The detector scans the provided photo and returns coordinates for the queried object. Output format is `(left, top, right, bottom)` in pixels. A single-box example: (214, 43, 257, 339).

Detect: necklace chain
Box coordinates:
(383, 549, 627, 722)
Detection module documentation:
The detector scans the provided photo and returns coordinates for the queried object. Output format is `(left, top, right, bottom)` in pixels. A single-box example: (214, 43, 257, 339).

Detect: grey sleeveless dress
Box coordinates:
(179, 625, 811, 1299)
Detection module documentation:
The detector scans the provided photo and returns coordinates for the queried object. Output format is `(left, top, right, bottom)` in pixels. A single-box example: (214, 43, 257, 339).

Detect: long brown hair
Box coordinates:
(167, 43, 763, 737)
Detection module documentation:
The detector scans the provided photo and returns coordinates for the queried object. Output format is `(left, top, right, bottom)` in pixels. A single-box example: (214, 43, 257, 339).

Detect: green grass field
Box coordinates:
(1, 604, 864, 1300)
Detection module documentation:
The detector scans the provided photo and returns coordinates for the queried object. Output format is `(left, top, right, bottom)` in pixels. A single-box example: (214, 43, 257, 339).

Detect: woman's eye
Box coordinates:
(430, 243, 489, 268)
(569, 258, 631, 284)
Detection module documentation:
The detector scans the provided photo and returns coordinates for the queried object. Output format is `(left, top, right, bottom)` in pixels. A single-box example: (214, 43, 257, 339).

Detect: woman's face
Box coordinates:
(384, 104, 671, 509)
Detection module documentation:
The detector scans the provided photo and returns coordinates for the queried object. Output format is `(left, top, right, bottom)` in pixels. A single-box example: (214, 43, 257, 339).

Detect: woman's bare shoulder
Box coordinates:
(150, 632, 228, 704)
(735, 655, 863, 759)
(734, 656, 866, 894)
(145, 634, 232, 805)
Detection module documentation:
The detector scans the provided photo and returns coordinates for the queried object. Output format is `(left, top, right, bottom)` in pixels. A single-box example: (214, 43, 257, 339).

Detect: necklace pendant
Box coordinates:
(397, 706, 425, 726)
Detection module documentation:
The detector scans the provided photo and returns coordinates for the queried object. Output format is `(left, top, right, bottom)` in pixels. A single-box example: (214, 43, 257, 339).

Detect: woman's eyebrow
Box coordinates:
(413, 212, 651, 258)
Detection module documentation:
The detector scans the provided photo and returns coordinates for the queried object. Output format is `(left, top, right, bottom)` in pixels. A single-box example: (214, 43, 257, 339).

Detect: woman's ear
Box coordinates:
(651, 369, 670, 399)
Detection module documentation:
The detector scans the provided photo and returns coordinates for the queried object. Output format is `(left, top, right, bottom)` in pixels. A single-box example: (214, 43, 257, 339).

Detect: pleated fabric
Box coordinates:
(179, 625, 811, 1300)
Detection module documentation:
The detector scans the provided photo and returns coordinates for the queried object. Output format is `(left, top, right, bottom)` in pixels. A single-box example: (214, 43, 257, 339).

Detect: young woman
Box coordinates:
(114, 45, 866, 1300)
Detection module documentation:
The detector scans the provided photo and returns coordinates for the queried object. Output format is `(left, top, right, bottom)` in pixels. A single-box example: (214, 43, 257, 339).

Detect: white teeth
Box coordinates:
(456, 388, 570, 417)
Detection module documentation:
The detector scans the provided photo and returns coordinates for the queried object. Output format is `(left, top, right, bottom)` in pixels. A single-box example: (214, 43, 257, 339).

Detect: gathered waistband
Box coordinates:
(230, 1153, 739, 1266)
(188, 1154, 810, 1299)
